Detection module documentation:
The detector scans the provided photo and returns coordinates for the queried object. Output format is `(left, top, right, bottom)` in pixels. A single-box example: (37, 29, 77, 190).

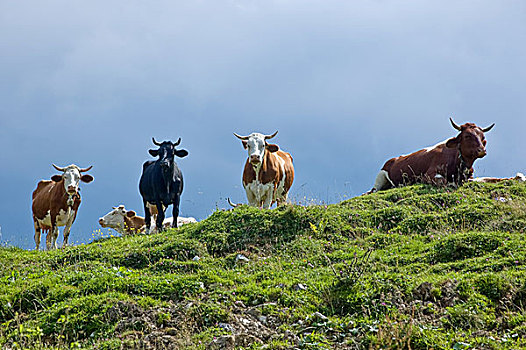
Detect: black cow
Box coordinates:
(139, 137, 188, 233)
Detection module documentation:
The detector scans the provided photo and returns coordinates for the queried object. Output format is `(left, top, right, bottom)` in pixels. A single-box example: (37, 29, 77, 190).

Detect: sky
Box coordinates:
(1, 0, 525, 249)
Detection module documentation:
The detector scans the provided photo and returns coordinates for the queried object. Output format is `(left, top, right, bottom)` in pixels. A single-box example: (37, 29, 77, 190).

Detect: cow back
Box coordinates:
(383, 144, 460, 185)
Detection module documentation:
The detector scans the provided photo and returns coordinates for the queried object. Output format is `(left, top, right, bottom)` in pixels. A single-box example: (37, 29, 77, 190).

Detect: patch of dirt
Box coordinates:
(207, 301, 299, 349)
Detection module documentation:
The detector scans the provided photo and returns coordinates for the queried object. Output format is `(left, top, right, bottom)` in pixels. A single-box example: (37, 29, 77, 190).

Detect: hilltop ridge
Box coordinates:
(1, 181, 526, 349)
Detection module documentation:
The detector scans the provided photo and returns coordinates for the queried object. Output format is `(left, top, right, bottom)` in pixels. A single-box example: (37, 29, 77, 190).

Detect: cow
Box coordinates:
(98, 205, 197, 235)
(234, 131, 294, 208)
(470, 172, 526, 183)
(368, 118, 495, 193)
(99, 205, 146, 235)
(139, 137, 188, 233)
(32, 164, 94, 250)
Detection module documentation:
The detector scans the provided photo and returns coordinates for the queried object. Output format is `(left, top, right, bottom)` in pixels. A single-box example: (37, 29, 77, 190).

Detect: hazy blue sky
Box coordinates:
(1, 0, 525, 249)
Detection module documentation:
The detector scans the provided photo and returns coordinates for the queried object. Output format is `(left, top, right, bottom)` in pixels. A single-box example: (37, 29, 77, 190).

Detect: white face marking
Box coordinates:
(246, 133, 267, 165)
(59, 165, 82, 194)
(99, 206, 127, 229)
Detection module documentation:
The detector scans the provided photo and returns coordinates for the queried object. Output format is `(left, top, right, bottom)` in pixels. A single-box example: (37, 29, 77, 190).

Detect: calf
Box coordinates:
(32, 164, 94, 250)
(98, 205, 197, 235)
(234, 131, 294, 208)
(99, 205, 146, 235)
(369, 118, 494, 192)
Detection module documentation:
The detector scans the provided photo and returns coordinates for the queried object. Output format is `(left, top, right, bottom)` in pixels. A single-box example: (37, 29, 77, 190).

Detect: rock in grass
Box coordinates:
(293, 283, 307, 291)
(236, 254, 250, 263)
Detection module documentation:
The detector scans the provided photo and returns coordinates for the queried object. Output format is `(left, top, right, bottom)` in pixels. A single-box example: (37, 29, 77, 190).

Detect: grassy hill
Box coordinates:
(1, 181, 526, 349)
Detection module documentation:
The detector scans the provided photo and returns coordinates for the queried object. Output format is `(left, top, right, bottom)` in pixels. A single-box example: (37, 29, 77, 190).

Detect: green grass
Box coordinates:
(1, 181, 526, 349)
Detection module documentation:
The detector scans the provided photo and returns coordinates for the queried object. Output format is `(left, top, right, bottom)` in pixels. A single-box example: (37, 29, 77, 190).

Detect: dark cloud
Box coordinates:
(1, 0, 525, 248)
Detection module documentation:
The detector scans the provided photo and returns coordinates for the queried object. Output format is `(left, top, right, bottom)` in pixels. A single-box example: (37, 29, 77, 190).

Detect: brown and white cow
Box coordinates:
(98, 205, 197, 235)
(32, 164, 94, 250)
(234, 131, 294, 208)
(369, 118, 495, 192)
(99, 205, 147, 235)
(470, 172, 525, 183)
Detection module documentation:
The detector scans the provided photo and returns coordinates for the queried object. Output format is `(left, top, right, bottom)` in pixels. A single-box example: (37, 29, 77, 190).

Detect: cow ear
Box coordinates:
(175, 149, 188, 158)
(81, 174, 94, 183)
(446, 135, 460, 149)
(149, 149, 159, 157)
(51, 174, 62, 182)
(266, 143, 279, 152)
(242, 140, 248, 149)
(126, 210, 136, 217)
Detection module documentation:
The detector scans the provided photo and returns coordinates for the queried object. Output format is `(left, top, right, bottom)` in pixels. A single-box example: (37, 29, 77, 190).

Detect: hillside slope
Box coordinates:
(1, 182, 526, 349)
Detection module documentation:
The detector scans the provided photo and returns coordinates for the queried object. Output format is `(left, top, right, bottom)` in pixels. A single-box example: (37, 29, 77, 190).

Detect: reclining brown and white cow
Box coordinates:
(98, 205, 196, 235)
(470, 172, 525, 183)
(369, 118, 495, 192)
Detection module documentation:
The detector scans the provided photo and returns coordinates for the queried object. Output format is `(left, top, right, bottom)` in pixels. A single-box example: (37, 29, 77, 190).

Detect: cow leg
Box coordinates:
(155, 202, 165, 232)
(276, 191, 288, 206)
(171, 196, 180, 229)
(62, 224, 72, 248)
(53, 227, 59, 249)
(34, 220, 41, 250)
(245, 189, 257, 207)
(47, 225, 59, 250)
(262, 187, 273, 209)
(143, 200, 152, 234)
(45, 230, 52, 250)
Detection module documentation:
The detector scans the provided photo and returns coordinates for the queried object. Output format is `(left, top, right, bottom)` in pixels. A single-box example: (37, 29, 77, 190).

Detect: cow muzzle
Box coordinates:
(98, 218, 106, 226)
(477, 148, 487, 158)
(67, 186, 77, 194)
(250, 155, 261, 165)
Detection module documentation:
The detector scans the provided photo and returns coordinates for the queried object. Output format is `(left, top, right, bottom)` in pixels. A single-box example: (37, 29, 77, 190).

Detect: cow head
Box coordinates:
(149, 138, 188, 176)
(98, 205, 136, 229)
(51, 164, 94, 195)
(446, 118, 495, 161)
(234, 131, 279, 166)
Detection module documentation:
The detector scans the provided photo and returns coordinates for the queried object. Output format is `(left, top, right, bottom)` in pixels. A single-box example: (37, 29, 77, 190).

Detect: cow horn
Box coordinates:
(173, 137, 181, 146)
(152, 137, 162, 146)
(52, 164, 66, 172)
(449, 118, 461, 131)
(227, 198, 239, 207)
(233, 132, 250, 140)
(482, 123, 495, 133)
(79, 165, 93, 173)
(264, 130, 278, 140)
